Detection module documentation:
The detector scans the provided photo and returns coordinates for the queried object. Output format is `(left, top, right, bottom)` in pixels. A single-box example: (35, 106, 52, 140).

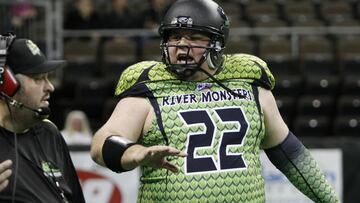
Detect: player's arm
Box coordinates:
(0, 160, 12, 192)
(90, 97, 186, 173)
(259, 87, 340, 203)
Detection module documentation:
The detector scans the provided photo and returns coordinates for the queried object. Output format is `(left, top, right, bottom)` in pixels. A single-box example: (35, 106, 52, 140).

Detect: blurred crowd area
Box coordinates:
(62, 0, 360, 30)
(1, 0, 359, 137)
(63, 0, 174, 30)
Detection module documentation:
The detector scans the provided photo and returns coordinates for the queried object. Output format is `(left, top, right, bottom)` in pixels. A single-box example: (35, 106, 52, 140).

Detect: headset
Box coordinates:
(0, 32, 50, 116)
(0, 33, 20, 97)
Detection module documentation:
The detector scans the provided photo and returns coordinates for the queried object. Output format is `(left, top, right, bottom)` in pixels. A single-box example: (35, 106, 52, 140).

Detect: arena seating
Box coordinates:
(56, 0, 360, 136)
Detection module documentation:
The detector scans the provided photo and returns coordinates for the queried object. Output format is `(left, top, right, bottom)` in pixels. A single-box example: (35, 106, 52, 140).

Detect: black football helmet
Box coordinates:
(159, 0, 230, 79)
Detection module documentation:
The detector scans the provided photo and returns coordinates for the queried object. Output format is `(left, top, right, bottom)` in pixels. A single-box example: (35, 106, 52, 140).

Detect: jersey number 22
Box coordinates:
(179, 107, 249, 174)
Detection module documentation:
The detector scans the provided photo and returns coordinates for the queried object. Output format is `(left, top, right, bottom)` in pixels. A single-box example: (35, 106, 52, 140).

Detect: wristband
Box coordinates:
(102, 135, 136, 173)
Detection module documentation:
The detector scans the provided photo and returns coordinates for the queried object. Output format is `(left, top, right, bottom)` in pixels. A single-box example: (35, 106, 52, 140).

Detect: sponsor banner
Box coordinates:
(71, 149, 342, 203)
(261, 149, 343, 203)
(70, 152, 139, 203)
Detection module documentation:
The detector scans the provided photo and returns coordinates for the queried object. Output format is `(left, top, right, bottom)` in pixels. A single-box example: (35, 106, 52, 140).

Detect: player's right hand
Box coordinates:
(133, 145, 187, 173)
(0, 160, 12, 192)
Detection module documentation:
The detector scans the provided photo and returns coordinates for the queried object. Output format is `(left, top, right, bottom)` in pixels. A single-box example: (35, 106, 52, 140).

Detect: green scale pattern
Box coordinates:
(115, 54, 276, 202)
(282, 148, 340, 203)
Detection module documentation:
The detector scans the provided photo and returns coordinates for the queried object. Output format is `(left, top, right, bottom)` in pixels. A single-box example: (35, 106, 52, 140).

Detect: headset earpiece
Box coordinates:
(0, 33, 19, 98)
(0, 66, 20, 97)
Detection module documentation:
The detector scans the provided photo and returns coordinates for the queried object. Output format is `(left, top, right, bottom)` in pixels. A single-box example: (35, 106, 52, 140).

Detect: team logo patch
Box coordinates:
(196, 83, 212, 91)
(41, 161, 63, 178)
(171, 16, 193, 26)
(26, 40, 41, 56)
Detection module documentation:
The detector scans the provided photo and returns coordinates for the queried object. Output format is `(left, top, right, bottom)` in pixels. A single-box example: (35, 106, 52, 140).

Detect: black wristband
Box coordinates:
(102, 135, 136, 173)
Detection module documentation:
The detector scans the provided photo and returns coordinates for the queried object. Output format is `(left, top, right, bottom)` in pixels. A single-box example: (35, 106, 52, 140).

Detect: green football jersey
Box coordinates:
(115, 54, 275, 203)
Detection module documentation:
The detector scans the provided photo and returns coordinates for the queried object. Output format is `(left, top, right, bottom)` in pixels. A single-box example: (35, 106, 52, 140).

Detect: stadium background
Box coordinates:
(1, 0, 359, 202)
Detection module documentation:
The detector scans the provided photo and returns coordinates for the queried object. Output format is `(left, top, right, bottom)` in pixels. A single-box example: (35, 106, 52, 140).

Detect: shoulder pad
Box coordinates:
(148, 63, 175, 81)
(114, 61, 159, 96)
(219, 54, 275, 90)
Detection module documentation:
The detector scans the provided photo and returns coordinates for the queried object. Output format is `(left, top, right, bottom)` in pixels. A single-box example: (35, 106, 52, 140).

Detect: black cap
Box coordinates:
(6, 39, 66, 74)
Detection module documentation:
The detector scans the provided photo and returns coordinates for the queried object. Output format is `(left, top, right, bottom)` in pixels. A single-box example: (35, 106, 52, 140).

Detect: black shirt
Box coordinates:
(0, 121, 85, 203)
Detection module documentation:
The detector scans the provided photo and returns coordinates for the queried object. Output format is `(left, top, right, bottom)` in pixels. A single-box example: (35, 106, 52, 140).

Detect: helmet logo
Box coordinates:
(171, 16, 193, 26)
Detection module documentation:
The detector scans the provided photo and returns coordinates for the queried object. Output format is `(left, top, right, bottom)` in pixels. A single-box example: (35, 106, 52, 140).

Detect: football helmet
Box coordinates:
(158, 0, 230, 79)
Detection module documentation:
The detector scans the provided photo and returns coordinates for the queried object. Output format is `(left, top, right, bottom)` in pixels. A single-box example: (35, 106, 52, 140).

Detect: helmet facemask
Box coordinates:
(160, 35, 224, 79)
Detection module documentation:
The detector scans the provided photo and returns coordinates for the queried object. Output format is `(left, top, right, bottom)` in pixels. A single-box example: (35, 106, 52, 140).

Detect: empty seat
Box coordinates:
(320, 1, 352, 22)
(225, 36, 255, 55)
(284, 2, 316, 23)
(63, 39, 98, 63)
(254, 18, 288, 27)
(333, 116, 360, 136)
(299, 36, 336, 75)
(222, 2, 241, 17)
(293, 116, 331, 137)
(103, 37, 137, 65)
(63, 39, 99, 82)
(276, 96, 297, 125)
(61, 61, 98, 86)
(297, 95, 335, 116)
(102, 37, 137, 79)
(142, 37, 162, 61)
(337, 35, 360, 75)
(228, 17, 250, 28)
(259, 35, 291, 60)
(291, 17, 325, 27)
(273, 74, 303, 97)
(258, 36, 295, 75)
(304, 74, 340, 96)
(246, 2, 279, 23)
(74, 77, 113, 101)
(337, 95, 360, 116)
(341, 75, 360, 95)
(329, 17, 360, 27)
(72, 77, 114, 129)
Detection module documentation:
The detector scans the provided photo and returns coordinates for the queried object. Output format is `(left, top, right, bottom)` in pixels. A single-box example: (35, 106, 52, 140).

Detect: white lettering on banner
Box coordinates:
(83, 180, 113, 203)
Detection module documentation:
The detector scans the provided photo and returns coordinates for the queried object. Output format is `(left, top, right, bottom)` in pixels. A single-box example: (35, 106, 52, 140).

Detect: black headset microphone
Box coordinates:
(0, 92, 51, 117)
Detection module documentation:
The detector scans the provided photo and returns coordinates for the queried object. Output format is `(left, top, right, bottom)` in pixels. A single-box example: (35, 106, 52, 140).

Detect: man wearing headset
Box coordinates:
(0, 34, 85, 202)
(91, 0, 339, 202)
